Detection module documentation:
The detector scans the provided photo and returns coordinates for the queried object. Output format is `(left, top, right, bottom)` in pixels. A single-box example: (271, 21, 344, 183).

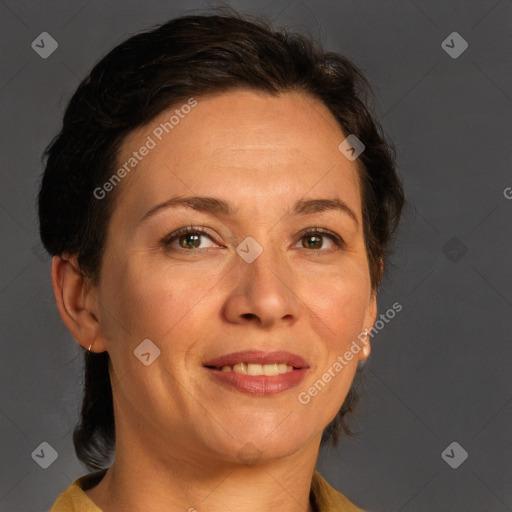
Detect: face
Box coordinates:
(92, 89, 377, 466)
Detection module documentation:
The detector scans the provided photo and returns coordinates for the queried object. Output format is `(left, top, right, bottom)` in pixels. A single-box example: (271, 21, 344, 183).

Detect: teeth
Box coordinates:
(262, 364, 278, 376)
(278, 363, 289, 374)
(218, 363, 295, 375)
(233, 363, 247, 374)
(247, 363, 263, 376)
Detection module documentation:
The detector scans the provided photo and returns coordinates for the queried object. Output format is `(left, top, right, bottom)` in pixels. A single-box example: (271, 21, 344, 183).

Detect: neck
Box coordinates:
(85, 429, 321, 512)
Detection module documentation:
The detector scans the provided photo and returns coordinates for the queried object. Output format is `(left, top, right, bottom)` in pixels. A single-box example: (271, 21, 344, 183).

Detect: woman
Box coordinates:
(40, 10, 404, 512)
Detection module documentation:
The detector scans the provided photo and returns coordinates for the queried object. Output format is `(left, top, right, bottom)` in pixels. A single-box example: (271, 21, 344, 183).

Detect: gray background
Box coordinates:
(1, 1, 511, 511)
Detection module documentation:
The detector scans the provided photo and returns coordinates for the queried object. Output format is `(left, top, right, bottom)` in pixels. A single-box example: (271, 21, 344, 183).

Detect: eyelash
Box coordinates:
(161, 225, 344, 252)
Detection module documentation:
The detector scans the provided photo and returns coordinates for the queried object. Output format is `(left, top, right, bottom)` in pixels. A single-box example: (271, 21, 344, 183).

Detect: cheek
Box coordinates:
(298, 267, 369, 424)
(304, 261, 371, 342)
(100, 254, 219, 344)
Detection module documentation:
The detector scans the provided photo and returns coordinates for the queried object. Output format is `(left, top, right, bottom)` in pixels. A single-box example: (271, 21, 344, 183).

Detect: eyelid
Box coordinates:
(161, 225, 344, 251)
(295, 226, 344, 248)
(161, 225, 221, 249)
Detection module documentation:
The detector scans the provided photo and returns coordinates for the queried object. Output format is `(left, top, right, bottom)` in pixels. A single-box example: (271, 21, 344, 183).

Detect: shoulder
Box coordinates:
(50, 468, 362, 512)
(48, 470, 107, 512)
(310, 470, 367, 512)
(48, 489, 75, 512)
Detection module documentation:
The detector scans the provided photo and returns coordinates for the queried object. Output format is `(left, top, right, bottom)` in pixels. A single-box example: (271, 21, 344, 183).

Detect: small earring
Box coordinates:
(88, 340, 95, 353)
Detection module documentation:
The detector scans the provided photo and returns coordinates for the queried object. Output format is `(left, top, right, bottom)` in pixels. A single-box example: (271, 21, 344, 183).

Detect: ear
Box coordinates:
(358, 258, 382, 363)
(51, 255, 107, 353)
(357, 290, 377, 363)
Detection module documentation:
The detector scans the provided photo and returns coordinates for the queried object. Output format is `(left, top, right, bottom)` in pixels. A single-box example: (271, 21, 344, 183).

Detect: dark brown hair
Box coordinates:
(38, 9, 404, 471)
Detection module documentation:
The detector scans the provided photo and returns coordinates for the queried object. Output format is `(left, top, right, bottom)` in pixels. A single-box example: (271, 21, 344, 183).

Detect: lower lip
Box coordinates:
(205, 367, 308, 396)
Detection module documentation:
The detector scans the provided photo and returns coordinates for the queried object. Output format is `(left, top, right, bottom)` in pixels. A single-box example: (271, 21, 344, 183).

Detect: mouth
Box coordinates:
(205, 362, 297, 376)
(203, 350, 309, 396)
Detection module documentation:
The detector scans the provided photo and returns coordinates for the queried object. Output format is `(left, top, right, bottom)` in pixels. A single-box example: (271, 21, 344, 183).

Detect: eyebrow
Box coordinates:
(140, 195, 359, 226)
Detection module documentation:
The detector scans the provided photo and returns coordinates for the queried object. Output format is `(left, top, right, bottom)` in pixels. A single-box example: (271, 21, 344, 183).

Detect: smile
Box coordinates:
(208, 362, 295, 376)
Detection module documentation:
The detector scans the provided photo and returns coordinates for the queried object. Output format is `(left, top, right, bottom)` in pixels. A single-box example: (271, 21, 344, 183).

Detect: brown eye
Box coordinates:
(177, 233, 201, 249)
(162, 226, 219, 251)
(302, 234, 323, 249)
(297, 228, 343, 251)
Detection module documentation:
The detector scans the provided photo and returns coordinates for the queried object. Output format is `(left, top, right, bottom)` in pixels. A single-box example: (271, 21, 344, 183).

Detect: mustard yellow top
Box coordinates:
(49, 469, 366, 512)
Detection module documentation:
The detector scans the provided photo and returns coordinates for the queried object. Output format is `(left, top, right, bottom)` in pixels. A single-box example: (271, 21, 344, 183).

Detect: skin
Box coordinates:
(53, 89, 378, 512)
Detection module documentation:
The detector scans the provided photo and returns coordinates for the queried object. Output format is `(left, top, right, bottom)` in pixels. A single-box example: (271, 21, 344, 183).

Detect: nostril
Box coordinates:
(241, 313, 258, 320)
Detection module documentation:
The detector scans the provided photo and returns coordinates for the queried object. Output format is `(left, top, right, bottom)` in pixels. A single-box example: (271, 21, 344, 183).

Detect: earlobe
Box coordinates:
(359, 290, 378, 362)
(359, 257, 384, 363)
(51, 256, 107, 353)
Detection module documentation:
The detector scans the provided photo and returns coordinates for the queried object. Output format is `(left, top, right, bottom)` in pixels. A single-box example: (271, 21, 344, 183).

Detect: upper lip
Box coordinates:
(203, 350, 309, 369)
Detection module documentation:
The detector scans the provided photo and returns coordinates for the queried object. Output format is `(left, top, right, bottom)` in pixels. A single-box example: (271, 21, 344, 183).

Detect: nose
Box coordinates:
(222, 241, 301, 328)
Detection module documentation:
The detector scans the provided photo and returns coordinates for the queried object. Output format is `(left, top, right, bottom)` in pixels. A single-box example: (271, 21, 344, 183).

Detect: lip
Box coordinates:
(206, 367, 308, 396)
(203, 350, 309, 369)
(203, 350, 310, 397)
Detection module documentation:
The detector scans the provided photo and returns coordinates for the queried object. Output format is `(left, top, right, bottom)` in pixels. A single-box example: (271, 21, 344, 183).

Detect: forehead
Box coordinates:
(113, 89, 362, 222)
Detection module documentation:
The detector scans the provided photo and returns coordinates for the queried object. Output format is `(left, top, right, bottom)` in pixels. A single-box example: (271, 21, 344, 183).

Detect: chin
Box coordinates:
(226, 425, 315, 464)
